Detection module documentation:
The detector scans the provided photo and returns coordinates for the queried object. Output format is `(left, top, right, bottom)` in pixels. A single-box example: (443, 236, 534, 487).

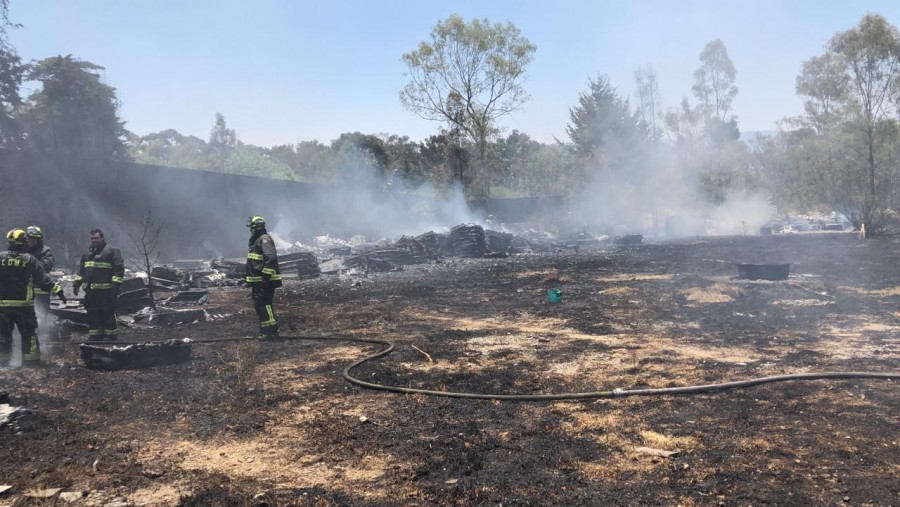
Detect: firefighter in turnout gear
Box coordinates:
(0, 229, 66, 366)
(73, 229, 124, 341)
(246, 216, 282, 340)
(24, 226, 55, 324)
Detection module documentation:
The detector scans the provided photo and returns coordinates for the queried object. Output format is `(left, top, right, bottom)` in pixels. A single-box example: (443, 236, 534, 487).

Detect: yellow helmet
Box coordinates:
(6, 228, 26, 245)
(247, 216, 266, 228)
(25, 225, 43, 238)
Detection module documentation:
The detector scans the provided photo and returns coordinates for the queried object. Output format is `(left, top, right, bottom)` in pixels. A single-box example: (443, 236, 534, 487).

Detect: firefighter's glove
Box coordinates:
(111, 284, 120, 298)
(57, 292, 67, 304)
(72, 281, 82, 296)
(259, 280, 272, 289)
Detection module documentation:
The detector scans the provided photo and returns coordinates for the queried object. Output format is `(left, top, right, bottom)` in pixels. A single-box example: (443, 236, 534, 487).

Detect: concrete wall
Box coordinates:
(1, 150, 557, 270)
(1, 150, 408, 267)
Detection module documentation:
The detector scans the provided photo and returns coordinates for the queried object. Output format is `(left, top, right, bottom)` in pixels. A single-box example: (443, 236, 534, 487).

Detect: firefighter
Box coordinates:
(24, 226, 55, 325)
(0, 229, 66, 366)
(72, 229, 124, 341)
(245, 216, 282, 340)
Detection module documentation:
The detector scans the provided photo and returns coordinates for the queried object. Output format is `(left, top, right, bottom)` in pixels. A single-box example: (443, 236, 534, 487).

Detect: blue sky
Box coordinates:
(7, 0, 900, 146)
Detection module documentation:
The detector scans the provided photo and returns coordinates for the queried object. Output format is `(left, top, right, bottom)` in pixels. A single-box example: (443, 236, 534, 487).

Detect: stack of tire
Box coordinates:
(449, 224, 487, 258)
(278, 251, 321, 279)
(395, 236, 431, 264)
(415, 231, 443, 259)
(485, 229, 514, 254)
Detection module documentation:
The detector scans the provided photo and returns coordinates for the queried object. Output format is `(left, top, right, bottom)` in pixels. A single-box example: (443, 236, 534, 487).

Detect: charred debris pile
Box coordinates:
(50, 224, 615, 330)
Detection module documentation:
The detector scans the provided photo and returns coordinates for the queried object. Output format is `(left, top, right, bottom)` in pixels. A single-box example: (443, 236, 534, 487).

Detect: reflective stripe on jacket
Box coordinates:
(0, 249, 61, 307)
(246, 232, 282, 287)
(75, 243, 125, 291)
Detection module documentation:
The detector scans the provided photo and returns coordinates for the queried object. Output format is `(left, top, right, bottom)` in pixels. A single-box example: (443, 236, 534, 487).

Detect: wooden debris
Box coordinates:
(25, 488, 62, 499)
(634, 446, 678, 458)
(59, 491, 85, 503)
(411, 345, 434, 363)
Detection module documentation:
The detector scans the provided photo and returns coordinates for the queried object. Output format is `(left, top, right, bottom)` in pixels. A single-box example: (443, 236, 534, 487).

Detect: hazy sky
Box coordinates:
(7, 0, 900, 147)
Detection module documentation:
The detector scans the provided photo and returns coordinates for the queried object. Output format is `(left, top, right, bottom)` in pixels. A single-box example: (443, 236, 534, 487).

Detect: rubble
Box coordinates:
(485, 229, 515, 253)
(165, 290, 209, 305)
(45, 224, 612, 336)
(133, 307, 207, 326)
(0, 403, 35, 432)
(150, 265, 189, 290)
(80, 339, 193, 370)
(118, 277, 154, 313)
(614, 234, 644, 245)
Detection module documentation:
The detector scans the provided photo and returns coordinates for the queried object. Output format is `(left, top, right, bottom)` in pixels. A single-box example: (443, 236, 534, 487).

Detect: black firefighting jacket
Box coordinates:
(28, 244, 55, 295)
(76, 242, 125, 291)
(0, 249, 61, 308)
(246, 231, 282, 287)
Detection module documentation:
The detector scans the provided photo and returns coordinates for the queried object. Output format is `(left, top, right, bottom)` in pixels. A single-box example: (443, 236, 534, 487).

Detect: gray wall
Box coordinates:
(2, 150, 556, 270)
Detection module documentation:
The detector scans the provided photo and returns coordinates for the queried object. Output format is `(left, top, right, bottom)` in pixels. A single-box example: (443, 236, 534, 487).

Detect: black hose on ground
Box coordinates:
(60, 334, 899, 401)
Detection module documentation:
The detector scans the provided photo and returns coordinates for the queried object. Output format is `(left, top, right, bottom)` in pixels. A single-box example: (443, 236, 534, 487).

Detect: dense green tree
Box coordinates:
(795, 53, 849, 132)
(659, 39, 750, 205)
(0, 0, 23, 147)
(0, 37, 24, 147)
(22, 55, 127, 162)
(381, 134, 429, 189)
(400, 14, 536, 199)
(490, 130, 540, 194)
(225, 145, 294, 181)
(296, 140, 333, 183)
(566, 74, 645, 163)
(267, 144, 300, 177)
(330, 132, 389, 176)
(830, 14, 900, 230)
(128, 129, 210, 169)
(209, 112, 237, 171)
(783, 14, 900, 232)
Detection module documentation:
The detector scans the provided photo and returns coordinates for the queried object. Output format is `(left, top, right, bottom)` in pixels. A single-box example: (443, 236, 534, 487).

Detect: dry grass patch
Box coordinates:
(735, 436, 775, 452)
(640, 430, 699, 452)
(683, 283, 740, 304)
(672, 343, 761, 364)
(547, 350, 613, 376)
(850, 285, 900, 297)
(817, 319, 900, 359)
(127, 484, 184, 505)
(514, 269, 558, 279)
(401, 309, 622, 344)
(597, 273, 675, 283)
(773, 298, 835, 306)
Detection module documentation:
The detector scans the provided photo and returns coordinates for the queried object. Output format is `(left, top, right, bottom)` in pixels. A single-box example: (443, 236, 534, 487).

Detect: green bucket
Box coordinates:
(546, 289, 563, 303)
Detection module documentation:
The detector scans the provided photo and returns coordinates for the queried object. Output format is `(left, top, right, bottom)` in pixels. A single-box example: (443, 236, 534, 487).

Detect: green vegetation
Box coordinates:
(2, 7, 900, 231)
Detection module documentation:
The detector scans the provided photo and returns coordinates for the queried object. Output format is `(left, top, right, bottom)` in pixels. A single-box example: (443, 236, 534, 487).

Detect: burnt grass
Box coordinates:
(1, 233, 898, 506)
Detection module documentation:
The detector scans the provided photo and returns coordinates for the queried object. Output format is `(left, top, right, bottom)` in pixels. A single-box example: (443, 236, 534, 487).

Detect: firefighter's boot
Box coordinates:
(22, 335, 41, 365)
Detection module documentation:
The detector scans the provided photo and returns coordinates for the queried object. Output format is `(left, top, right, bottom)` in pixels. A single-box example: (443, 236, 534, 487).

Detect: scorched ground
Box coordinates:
(0, 233, 898, 506)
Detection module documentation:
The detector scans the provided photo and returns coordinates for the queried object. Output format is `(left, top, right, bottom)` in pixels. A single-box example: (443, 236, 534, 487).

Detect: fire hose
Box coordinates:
(69, 334, 900, 401)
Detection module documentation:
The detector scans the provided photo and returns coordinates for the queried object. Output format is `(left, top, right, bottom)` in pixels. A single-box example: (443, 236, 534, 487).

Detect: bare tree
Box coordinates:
(128, 208, 164, 308)
(634, 66, 660, 139)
